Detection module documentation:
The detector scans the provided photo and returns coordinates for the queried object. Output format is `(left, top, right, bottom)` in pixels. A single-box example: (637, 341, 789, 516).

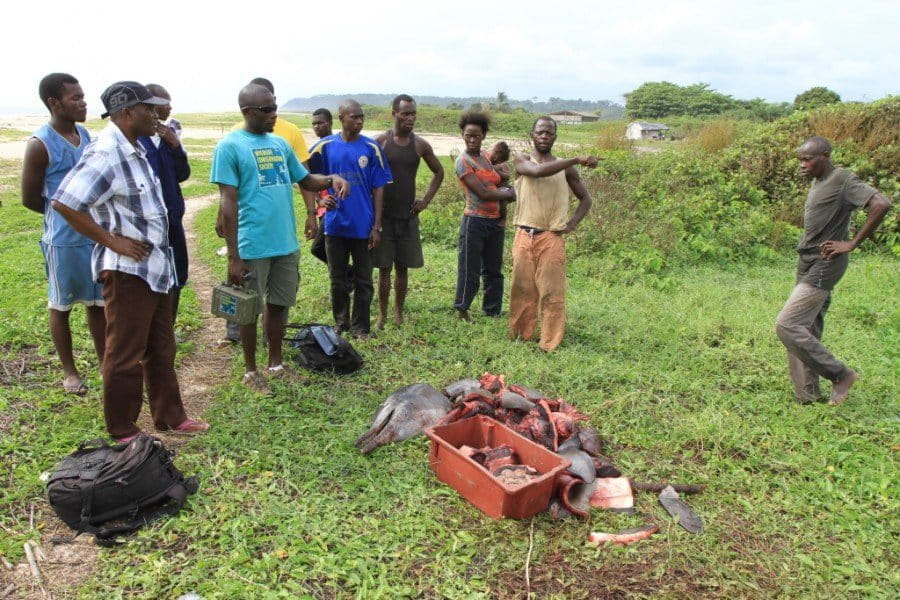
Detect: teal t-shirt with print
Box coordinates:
(210, 130, 308, 260)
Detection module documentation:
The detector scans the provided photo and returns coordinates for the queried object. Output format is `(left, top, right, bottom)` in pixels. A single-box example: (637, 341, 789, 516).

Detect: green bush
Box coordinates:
(412, 98, 897, 281)
(573, 97, 898, 276)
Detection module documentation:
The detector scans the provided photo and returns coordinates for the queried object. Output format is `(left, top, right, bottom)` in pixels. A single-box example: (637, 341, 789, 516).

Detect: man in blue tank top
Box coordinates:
(21, 73, 106, 396)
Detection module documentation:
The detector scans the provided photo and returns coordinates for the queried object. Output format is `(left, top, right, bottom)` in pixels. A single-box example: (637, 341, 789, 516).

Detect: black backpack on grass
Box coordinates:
(286, 323, 363, 374)
(47, 434, 197, 546)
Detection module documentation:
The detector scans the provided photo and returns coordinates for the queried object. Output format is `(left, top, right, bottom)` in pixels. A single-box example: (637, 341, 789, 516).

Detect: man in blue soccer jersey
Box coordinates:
(308, 100, 392, 338)
(211, 84, 348, 391)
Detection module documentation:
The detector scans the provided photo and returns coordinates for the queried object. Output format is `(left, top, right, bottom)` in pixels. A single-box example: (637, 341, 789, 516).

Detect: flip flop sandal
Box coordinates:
(63, 380, 88, 396)
(114, 432, 142, 444)
(242, 371, 272, 395)
(265, 364, 286, 378)
(168, 419, 209, 434)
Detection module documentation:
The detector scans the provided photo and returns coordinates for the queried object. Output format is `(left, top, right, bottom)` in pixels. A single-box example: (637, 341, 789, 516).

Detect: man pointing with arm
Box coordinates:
(509, 116, 597, 352)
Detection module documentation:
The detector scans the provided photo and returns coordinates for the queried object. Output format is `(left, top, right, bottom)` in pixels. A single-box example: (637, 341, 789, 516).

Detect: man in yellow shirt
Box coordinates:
(217, 77, 314, 347)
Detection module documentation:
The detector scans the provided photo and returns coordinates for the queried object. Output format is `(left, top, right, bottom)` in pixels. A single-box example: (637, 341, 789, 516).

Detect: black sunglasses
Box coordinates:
(241, 105, 278, 114)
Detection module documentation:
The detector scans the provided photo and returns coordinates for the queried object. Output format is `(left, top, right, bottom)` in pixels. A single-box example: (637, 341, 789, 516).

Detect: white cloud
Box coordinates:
(2, 0, 897, 114)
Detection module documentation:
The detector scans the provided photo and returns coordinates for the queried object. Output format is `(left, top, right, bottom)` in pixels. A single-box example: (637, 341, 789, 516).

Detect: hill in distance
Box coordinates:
(282, 94, 624, 119)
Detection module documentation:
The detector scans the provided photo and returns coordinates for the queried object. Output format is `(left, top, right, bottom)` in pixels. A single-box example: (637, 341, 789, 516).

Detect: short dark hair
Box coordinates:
(392, 94, 415, 112)
(491, 141, 510, 161)
(802, 135, 832, 155)
(249, 77, 275, 94)
(458, 110, 490, 134)
(39, 73, 79, 110)
(312, 108, 332, 123)
(532, 116, 557, 132)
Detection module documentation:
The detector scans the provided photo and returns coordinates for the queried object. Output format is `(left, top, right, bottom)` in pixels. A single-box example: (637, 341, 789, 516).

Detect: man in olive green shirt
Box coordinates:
(775, 136, 891, 406)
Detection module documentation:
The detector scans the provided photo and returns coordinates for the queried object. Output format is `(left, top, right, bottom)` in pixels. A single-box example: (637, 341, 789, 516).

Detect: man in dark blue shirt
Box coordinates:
(137, 84, 190, 323)
(308, 100, 392, 337)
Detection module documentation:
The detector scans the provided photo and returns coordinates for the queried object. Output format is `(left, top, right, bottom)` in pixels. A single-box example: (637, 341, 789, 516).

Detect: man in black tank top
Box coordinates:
(373, 95, 444, 329)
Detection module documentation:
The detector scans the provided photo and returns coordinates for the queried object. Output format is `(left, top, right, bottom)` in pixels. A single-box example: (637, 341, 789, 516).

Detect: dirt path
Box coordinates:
(6, 194, 221, 599)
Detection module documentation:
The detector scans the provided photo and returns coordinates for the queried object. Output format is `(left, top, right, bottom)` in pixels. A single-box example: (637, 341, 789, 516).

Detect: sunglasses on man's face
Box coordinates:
(242, 105, 278, 114)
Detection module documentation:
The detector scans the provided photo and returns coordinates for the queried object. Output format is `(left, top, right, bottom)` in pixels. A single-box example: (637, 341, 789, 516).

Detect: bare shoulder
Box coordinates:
(513, 152, 533, 163)
(23, 136, 49, 165)
(414, 134, 434, 156)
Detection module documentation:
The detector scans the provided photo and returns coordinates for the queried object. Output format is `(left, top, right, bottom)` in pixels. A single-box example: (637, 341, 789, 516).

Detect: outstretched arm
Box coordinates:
(514, 153, 598, 178)
(559, 166, 593, 234)
(820, 192, 892, 259)
(298, 173, 350, 198)
(412, 139, 445, 213)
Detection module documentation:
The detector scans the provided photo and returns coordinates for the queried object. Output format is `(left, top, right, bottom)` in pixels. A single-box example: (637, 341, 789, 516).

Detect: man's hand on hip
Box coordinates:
(819, 240, 854, 259)
(107, 233, 150, 262)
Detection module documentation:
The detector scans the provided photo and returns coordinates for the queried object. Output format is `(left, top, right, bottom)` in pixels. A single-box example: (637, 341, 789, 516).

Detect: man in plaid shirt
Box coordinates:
(52, 81, 208, 442)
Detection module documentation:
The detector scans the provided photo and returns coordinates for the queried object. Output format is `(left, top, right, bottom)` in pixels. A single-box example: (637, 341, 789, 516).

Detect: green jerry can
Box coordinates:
(210, 283, 259, 325)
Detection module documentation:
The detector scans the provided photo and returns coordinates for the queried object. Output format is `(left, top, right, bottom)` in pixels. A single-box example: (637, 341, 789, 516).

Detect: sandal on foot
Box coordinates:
(63, 379, 88, 396)
(215, 338, 238, 349)
(114, 432, 142, 444)
(169, 419, 209, 434)
(265, 364, 286, 378)
(242, 371, 271, 394)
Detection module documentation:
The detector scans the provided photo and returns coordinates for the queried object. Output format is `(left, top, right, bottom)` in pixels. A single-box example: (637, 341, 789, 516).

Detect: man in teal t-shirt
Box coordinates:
(211, 83, 348, 392)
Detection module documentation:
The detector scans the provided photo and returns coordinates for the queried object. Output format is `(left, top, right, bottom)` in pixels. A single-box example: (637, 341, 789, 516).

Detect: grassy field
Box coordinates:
(0, 123, 897, 598)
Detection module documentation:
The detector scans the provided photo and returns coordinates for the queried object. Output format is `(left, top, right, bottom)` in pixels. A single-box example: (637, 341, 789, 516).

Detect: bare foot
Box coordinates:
(457, 309, 473, 323)
(828, 369, 858, 406)
(375, 316, 386, 330)
(393, 309, 404, 326)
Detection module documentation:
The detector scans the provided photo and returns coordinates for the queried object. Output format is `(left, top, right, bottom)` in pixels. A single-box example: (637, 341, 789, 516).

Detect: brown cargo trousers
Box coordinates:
(508, 229, 567, 352)
(99, 270, 187, 438)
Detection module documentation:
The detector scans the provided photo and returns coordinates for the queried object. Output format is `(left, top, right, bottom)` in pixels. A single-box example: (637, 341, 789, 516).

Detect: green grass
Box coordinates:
(0, 149, 897, 598)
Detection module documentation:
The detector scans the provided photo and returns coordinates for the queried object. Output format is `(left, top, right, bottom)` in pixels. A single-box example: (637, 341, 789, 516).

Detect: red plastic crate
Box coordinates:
(424, 415, 571, 519)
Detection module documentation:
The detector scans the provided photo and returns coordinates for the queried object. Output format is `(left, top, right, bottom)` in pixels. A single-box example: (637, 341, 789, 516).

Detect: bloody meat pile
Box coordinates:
(440, 372, 634, 520)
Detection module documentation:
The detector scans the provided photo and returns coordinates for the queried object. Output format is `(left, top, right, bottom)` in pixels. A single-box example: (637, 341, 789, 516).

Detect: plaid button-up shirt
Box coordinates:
(53, 122, 176, 293)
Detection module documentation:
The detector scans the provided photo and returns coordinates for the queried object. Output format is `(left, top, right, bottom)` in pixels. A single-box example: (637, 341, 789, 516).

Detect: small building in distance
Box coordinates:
(626, 121, 670, 140)
(547, 110, 601, 125)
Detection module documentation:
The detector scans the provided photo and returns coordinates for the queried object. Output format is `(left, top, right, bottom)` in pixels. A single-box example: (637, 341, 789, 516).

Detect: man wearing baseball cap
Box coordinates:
(52, 81, 209, 442)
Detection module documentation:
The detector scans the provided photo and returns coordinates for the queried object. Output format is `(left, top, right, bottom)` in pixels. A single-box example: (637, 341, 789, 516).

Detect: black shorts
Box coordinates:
(372, 216, 424, 269)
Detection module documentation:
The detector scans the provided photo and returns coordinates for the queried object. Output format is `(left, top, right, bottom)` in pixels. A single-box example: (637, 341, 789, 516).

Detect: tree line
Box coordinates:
(624, 82, 843, 121)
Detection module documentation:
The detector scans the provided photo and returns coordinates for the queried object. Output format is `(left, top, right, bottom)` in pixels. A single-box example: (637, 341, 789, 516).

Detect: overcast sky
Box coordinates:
(3, 0, 897, 115)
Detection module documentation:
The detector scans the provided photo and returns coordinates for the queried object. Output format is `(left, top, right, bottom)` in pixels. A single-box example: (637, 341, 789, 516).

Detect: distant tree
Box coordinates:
(793, 87, 841, 111)
(492, 91, 511, 113)
(624, 81, 737, 119)
(469, 102, 484, 111)
(447, 102, 464, 110)
(731, 98, 793, 121)
(593, 109, 603, 117)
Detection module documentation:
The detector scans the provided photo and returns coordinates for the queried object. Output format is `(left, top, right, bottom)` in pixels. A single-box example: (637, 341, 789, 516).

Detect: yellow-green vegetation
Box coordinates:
(0, 100, 897, 597)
